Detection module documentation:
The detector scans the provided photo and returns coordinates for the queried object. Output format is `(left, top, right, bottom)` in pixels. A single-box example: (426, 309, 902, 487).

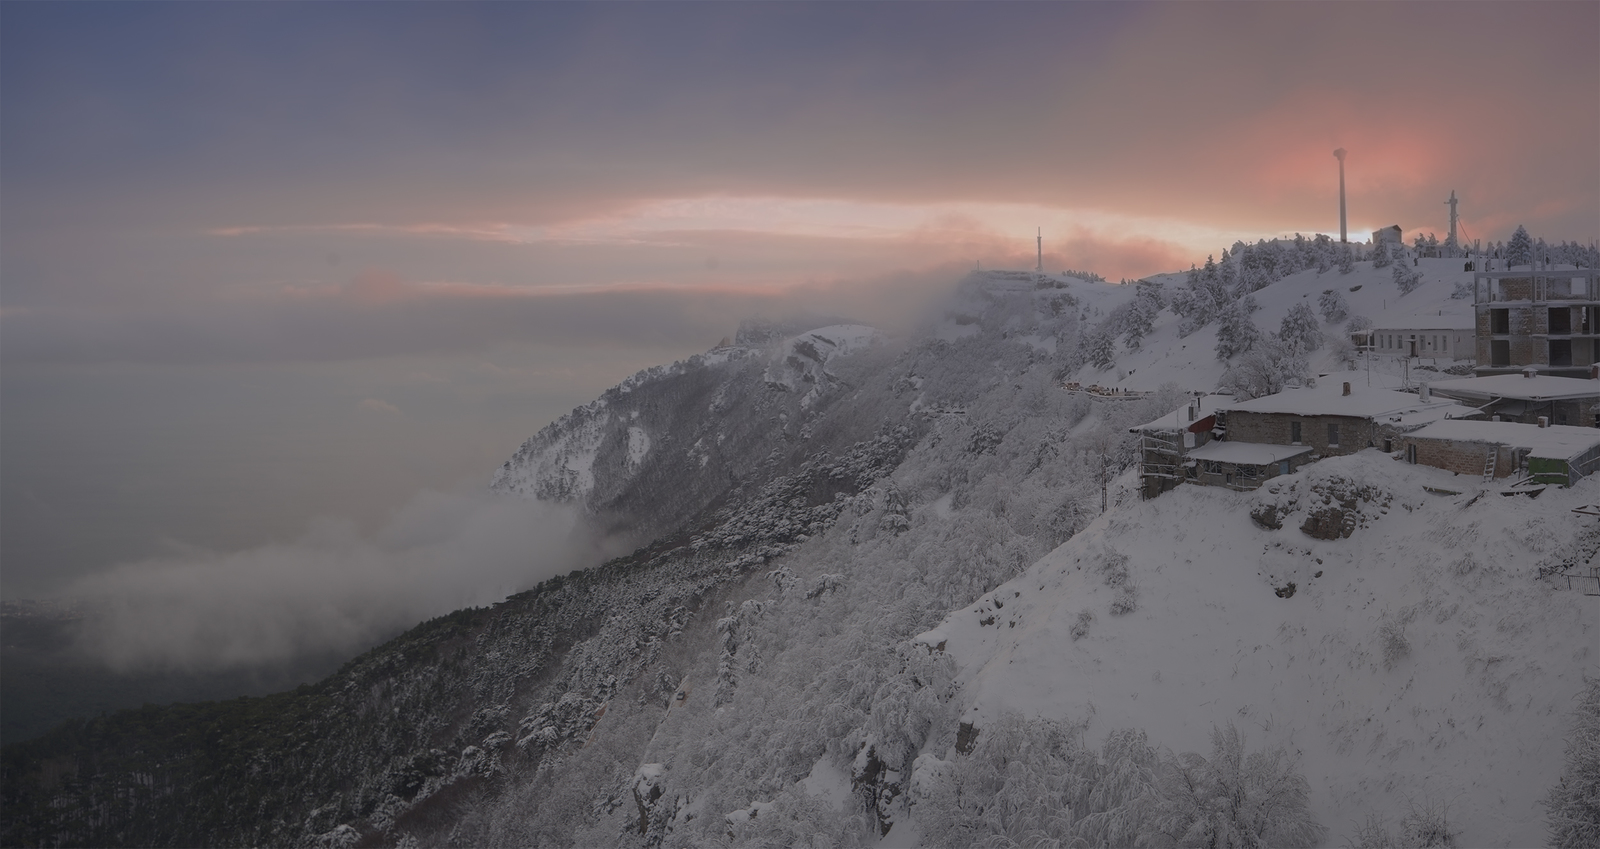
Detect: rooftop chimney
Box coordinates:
(1342, 382, 1351, 396)
(1419, 383, 1430, 402)
(1539, 416, 1549, 428)
(1523, 366, 1539, 379)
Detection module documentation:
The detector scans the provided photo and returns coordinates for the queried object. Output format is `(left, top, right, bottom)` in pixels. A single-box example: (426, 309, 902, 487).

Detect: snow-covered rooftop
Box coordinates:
(1427, 373, 1600, 402)
(1128, 394, 1230, 433)
(1406, 419, 1600, 460)
(1184, 441, 1314, 466)
(1222, 371, 1462, 419)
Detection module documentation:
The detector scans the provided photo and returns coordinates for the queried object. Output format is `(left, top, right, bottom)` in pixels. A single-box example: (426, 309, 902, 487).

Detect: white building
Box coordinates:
(1371, 224, 1403, 245)
(1370, 326, 1473, 360)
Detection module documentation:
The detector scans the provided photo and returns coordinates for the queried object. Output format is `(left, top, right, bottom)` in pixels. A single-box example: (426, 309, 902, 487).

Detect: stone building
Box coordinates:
(1427, 371, 1600, 428)
(1220, 374, 1461, 457)
(1472, 268, 1600, 378)
(1132, 376, 1465, 498)
(1398, 419, 1600, 485)
(1129, 394, 1227, 500)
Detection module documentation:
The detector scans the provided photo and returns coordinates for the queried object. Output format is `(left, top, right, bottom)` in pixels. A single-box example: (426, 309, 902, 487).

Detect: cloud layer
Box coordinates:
(64, 489, 613, 671)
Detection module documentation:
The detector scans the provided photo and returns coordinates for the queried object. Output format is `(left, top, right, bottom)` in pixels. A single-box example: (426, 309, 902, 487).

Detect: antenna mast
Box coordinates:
(1445, 190, 1459, 256)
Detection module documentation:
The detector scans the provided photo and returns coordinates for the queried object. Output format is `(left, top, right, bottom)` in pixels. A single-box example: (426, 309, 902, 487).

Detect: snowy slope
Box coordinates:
(1078, 258, 1481, 392)
(920, 452, 1600, 845)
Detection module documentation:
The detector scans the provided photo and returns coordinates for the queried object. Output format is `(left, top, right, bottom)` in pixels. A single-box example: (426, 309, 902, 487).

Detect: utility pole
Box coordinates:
(1334, 149, 1348, 243)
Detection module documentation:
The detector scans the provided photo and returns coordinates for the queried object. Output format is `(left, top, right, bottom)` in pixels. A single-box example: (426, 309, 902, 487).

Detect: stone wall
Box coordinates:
(1400, 436, 1516, 479)
(1227, 411, 1373, 456)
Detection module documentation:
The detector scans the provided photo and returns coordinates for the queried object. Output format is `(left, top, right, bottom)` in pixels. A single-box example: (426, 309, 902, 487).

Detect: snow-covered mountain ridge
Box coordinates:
(6, 263, 1597, 847)
(490, 322, 891, 542)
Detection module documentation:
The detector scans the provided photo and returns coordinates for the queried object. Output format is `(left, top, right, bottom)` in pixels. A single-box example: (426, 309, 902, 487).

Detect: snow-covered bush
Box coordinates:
(1149, 724, 1326, 848)
(1070, 609, 1095, 641)
(1350, 803, 1458, 849)
(1110, 585, 1139, 616)
(1400, 801, 1458, 848)
(1544, 677, 1600, 847)
(1349, 813, 1397, 848)
(1379, 618, 1410, 670)
(1327, 334, 1357, 369)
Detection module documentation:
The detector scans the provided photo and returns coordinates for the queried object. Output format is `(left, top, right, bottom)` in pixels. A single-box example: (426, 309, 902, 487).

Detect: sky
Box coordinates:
(2, 2, 1596, 665)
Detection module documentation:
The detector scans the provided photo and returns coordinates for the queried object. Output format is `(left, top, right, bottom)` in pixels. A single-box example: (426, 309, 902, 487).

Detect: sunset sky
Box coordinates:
(3, 2, 1597, 601)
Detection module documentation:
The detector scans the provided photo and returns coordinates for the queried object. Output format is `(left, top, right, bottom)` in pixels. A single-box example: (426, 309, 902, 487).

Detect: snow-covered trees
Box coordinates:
(1318, 288, 1349, 323)
(1220, 337, 1310, 400)
(1148, 725, 1326, 849)
(1338, 244, 1356, 274)
(1122, 280, 1165, 350)
(1279, 303, 1322, 354)
(1507, 225, 1534, 269)
(913, 719, 1324, 849)
(1393, 262, 1422, 295)
(1174, 256, 1231, 337)
(1214, 295, 1261, 360)
(1312, 234, 1334, 274)
(1081, 326, 1116, 369)
(1544, 677, 1600, 847)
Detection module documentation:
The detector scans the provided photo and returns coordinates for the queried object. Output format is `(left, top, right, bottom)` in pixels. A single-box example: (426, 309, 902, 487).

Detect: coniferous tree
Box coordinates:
(1372, 239, 1393, 269)
(1217, 251, 1239, 295)
(1123, 281, 1164, 350)
(1083, 326, 1117, 369)
(1279, 303, 1322, 354)
(1318, 289, 1349, 323)
(1215, 295, 1261, 360)
(1337, 244, 1356, 274)
(1393, 262, 1422, 295)
(1507, 225, 1534, 268)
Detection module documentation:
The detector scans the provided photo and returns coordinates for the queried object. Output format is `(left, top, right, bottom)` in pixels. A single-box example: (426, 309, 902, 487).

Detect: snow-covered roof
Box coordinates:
(1222, 372, 1462, 419)
(1405, 419, 1600, 461)
(1371, 323, 1473, 332)
(1185, 441, 1314, 466)
(1426, 373, 1600, 403)
(1129, 394, 1230, 433)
